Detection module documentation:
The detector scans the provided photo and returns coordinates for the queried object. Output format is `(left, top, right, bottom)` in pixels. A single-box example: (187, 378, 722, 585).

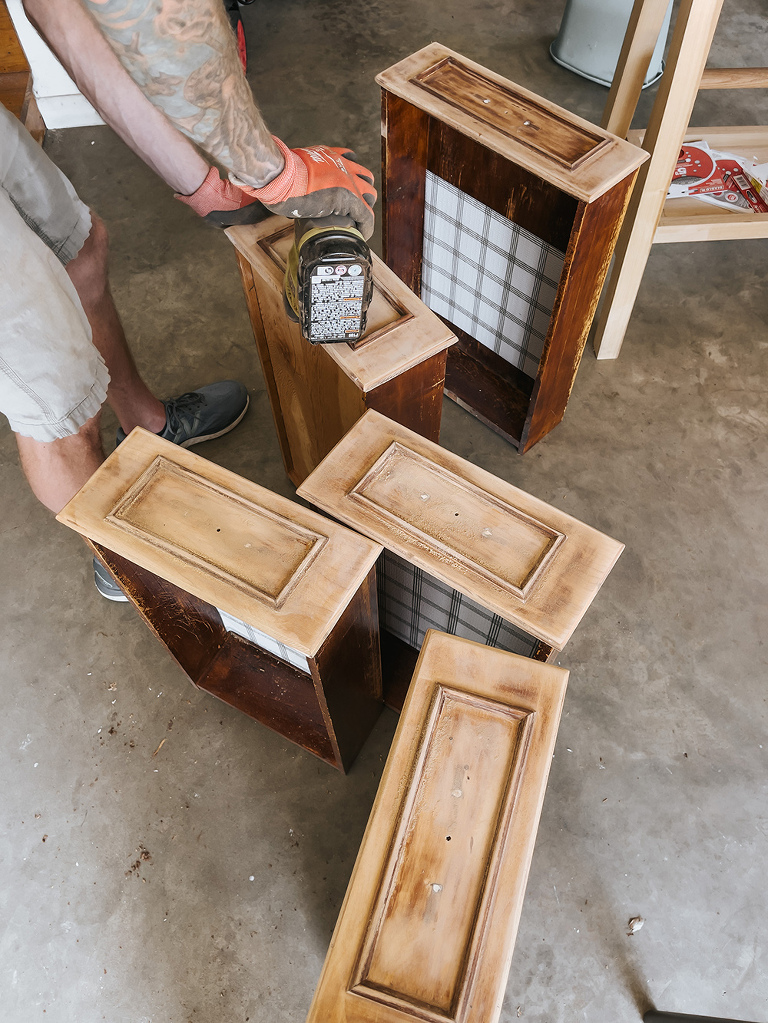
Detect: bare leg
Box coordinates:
(66, 213, 166, 436)
(16, 413, 104, 514)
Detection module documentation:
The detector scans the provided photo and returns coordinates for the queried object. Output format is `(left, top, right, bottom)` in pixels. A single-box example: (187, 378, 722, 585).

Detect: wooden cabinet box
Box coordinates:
(377, 43, 647, 452)
(305, 630, 569, 1023)
(56, 429, 384, 772)
(227, 216, 456, 486)
(298, 410, 623, 710)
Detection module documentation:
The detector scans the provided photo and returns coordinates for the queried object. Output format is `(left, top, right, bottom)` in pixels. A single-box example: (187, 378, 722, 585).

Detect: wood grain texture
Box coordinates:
(199, 634, 338, 767)
(381, 92, 430, 291)
(227, 217, 455, 393)
(58, 429, 382, 656)
(305, 631, 569, 1023)
(235, 253, 297, 480)
(376, 43, 646, 203)
(298, 410, 624, 651)
(592, 0, 725, 359)
(699, 66, 768, 89)
(0, 0, 29, 119)
(427, 121, 577, 252)
(601, 0, 672, 139)
(520, 168, 638, 451)
(367, 350, 447, 443)
(313, 568, 384, 772)
(92, 542, 226, 683)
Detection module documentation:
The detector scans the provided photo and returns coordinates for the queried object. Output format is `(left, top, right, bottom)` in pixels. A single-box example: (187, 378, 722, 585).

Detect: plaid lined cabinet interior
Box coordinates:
(56, 430, 385, 772)
(298, 411, 624, 710)
(377, 44, 647, 452)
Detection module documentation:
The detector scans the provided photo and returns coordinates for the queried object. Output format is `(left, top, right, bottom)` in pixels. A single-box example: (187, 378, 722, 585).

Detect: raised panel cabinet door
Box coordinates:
(298, 410, 624, 654)
(305, 631, 569, 1023)
(377, 43, 647, 451)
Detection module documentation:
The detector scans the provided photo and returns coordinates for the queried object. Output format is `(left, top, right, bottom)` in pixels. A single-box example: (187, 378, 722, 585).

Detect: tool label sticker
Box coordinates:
(309, 265, 366, 340)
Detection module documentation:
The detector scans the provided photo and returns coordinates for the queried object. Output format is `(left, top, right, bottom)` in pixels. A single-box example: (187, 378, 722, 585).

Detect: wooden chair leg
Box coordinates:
(602, 0, 673, 139)
(592, 0, 724, 361)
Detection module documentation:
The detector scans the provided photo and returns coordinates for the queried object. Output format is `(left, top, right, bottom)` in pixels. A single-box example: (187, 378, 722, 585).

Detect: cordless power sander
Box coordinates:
(283, 214, 374, 345)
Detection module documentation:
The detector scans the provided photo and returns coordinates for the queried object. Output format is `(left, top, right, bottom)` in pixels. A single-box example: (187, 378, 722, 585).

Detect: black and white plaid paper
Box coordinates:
(377, 550, 539, 657)
(217, 608, 311, 675)
(421, 172, 564, 379)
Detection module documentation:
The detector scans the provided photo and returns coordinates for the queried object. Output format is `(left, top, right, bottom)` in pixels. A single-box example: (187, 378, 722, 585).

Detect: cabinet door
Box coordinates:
(306, 631, 568, 1023)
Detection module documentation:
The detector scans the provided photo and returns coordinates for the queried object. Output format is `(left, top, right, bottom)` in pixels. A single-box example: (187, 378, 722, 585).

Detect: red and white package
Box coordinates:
(667, 142, 768, 214)
(667, 141, 727, 197)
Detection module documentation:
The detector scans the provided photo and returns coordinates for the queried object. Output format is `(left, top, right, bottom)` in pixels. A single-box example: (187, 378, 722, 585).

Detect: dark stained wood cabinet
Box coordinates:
(227, 216, 456, 486)
(377, 43, 647, 451)
(57, 429, 384, 772)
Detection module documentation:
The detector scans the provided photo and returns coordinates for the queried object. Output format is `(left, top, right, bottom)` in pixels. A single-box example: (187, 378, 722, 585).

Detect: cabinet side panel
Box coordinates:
(245, 255, 368, 485)
(366, 350, 447, 443)
(92, 542, 225, 683)
(521, 168, 638, 451)
(235, 253, 296, 481)
(382, 91, 430, 291)
(314, 568, 384, 773)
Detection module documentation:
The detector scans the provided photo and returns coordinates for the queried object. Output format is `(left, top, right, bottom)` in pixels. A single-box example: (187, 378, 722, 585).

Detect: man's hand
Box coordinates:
(175, 167, 269, 227)
(238, 137, 377, 240)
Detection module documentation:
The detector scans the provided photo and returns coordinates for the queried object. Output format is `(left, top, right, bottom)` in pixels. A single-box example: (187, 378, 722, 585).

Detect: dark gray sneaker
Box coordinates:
(93, 557, 129, 602)
(116, 380, 249, 448)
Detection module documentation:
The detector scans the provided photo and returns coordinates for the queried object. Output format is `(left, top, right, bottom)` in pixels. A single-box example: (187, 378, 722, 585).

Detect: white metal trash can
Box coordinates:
(550, 0, 673, 88)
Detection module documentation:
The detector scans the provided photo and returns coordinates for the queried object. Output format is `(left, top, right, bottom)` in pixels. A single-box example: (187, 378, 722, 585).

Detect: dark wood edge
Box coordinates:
(531, 640, 556, 663)
(521, 168, 638, 451)
(381, 91, 430, 291)
(313, 568, 384, 773)
(199, 634, 338, 768)
(234, 252, 299, 486)
(90, 541, 226, 683)
(366, 348, 447, 443)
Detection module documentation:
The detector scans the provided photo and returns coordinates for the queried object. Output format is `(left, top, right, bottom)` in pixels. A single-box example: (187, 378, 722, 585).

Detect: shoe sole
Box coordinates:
(177, 394, 250, 448)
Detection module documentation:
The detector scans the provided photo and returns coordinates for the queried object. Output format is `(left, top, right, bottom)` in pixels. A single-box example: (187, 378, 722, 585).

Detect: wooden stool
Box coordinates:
(593, 0, 768, 359)
(57, 429, 384, 772)
(305, 630, 569, 1023)
(376, 43, 646, 452)
(298, 410, 623, 710)
(227, 216, 456, 486)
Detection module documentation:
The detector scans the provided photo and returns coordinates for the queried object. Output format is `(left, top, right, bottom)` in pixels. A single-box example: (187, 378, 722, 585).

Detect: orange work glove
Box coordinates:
(175, 166, 268, 227)
(239, 136, 377, 240)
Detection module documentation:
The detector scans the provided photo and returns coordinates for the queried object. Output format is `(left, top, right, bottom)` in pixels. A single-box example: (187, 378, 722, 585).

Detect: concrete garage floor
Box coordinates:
(2, 1, 767, 1020)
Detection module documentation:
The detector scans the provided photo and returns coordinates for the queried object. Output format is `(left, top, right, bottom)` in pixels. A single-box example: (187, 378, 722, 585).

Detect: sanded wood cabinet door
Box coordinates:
(305, 631, 568, 1023)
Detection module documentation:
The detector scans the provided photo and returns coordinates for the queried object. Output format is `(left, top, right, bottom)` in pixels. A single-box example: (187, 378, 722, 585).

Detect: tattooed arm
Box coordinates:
(23, 0, 375, 233)
(22, 0, 282, 189)
(22, 0, 210, 194)
(81, 0, 283, 188)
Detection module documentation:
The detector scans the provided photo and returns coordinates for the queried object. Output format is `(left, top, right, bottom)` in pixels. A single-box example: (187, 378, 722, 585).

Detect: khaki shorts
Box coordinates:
(0, 104, 110, 441)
